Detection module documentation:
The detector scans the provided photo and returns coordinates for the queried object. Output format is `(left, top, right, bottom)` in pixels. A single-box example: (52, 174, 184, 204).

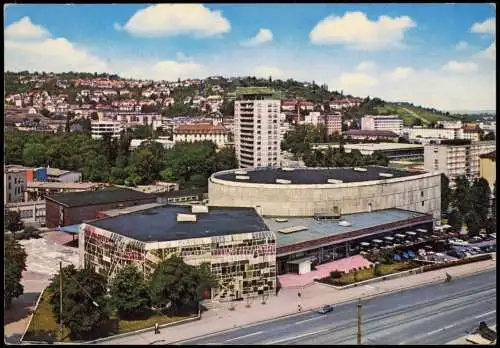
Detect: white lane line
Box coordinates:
(225, 331, 263, 342)
(266, 328, 329, 345)
(295, 317, 322, 325)
(427, 328, 444, 336)
(475, 310, 496, 319)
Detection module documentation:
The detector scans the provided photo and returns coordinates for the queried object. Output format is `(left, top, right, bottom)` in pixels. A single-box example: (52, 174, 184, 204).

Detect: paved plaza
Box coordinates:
(4, 231, 79, 344)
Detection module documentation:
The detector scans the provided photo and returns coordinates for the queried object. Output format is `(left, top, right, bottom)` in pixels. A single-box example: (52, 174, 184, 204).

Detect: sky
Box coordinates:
(4, 3, 496, 111)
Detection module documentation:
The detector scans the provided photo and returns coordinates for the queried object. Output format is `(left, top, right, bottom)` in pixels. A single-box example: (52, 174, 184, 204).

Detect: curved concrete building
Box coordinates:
(208, 166, 441, 219)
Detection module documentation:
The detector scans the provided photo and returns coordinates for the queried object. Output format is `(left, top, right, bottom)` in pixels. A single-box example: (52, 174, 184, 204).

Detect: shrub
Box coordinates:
(373, 264, 382, 277)
(330, 271, 343, 279)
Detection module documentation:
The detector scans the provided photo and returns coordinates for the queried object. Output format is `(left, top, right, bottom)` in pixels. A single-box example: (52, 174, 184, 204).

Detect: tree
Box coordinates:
(453, 176, 472, 215)
(465, 211, 482, 236)
(4, 235, 27, 308)
(441, 174, 451, 214)
(6, 211, 24, 232)
(470, 177, 491, 223)
(412, 118, 422, 126)
(447, 209, 463, 232)
(149, 255, 199, 314)
(109, 264, 151, 319)
(49, 266, 110, 340)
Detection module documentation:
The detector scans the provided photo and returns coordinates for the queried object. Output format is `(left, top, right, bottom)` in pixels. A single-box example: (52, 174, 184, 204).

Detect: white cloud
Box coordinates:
(4, 18, 108, 74)
(310, 11, 416, 50)
(5, 16, 50, 41)
(385, 67, 414, 81)
(117, 4, 231, 38)
(442, 60, 478, 73)
(113, 22, 123, 31)
(470, 17, 496, 35)
(477, 41, 496, 60)
(253, 66, 284, 78)
(455, 41, 468, 50)
(241, 28, 273, 47)
(329, 63, 494, 111)
(5, 38, 108, 73)
(338, 72, 379, 87)
(118, 59, 202, 81)
(356, 61, 376, 72)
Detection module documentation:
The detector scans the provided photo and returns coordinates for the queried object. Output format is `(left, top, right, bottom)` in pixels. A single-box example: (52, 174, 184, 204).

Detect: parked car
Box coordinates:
(318, 305, 334, 314)
(469, 236, 483, 244)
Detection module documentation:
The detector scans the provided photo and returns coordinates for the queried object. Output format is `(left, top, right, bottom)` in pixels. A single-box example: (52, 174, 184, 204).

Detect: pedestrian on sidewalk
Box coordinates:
(298, 291, 301, 298)
(154, 322, 159, 334)
(298, 304, 302, 312)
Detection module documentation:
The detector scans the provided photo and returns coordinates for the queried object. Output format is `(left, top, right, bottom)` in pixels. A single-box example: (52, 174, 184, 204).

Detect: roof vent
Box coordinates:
(338, 220, 352, 227)
(327, 179, 343, 184)
(278, 226, 308, 234)
(282, 167, 295, 171)
(353, 167, 367, 172)
(379, 173, 394, 178)
(275, 218, 289, 223)
(177, 213, 197, 222)
(191, 205, 209, 213)
(276, 178, 291, 184)
(235, 169, 247, 175)
(236, 175, 250, 180)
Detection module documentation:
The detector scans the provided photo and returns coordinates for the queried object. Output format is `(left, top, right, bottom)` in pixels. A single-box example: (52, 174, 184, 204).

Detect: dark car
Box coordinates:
(318, 305, 334, 314)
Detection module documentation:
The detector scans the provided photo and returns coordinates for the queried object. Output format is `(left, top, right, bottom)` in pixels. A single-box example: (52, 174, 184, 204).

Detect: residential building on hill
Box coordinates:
(361, 115, 403, 134)
(173, 123, 230, 148)
(235, 87, 281, 168)
(91, 120, 124, 139)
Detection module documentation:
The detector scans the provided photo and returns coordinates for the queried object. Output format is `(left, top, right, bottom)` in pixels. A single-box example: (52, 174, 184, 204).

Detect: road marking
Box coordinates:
(475, 310, 496, 319)
(295, 317, 322, 325)
(225, 331, 263, 342)
(427, 328, 444, 336)
(266, 328, 329, 345)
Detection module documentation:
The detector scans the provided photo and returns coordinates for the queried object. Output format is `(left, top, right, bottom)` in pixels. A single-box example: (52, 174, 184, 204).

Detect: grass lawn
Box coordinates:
(336, 262, 415, 284)
(23, 288, 194, 343)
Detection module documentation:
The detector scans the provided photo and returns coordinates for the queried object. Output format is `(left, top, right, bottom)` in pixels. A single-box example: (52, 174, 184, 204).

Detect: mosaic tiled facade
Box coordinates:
(79, 223, 276, 301)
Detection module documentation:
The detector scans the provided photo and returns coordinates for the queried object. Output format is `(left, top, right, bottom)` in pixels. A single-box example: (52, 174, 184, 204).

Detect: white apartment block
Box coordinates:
(91, 120, 124, 139)
(173, 123, 230, 148)
(235, 88, 281, 168)
(424, 140, 496, 181)
(362, 115, 403, 134)
(437, 120, 462, 129)
(4, 165, 28, 204)
(402, 127, 464, 140)
(325, 113, 342, 135)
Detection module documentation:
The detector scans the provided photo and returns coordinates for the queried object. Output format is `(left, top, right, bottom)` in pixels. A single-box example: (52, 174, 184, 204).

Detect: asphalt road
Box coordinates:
(179, 270, 496, 345)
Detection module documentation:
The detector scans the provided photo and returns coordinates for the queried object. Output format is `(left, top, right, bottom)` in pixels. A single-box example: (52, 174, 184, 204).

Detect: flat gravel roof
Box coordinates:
(214, 166, 425, 185)
(264, 209, 430, 249)
(89, 205, 269, 243)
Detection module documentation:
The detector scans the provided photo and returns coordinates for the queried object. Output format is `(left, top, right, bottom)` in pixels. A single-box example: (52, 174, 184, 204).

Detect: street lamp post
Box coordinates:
(357, 298, 362, 345)
(59, 261, 63, 340)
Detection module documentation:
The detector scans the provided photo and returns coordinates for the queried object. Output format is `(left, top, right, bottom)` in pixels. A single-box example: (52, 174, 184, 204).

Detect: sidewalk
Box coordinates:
(446, 325, 496, 345)
(98, 258, 496, 345)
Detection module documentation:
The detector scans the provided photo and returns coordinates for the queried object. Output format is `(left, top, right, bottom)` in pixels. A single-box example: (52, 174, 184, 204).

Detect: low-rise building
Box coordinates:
(173, 123, 230, 148)
(45, 187, 157, 228)
(79, 204, 276, 301)
(479, 151, 496, 190)
(362, 115, 403, 134)
(129, 138, 175, 151)
(402, 127, 463, 140)
(47, 168, 82, 183)
(4, 165, 28, 204)
(91, 120, 124, 139)
(344, 130, 400, 142)
(5, 200, 46, 225)
(25, 181, 101, 201)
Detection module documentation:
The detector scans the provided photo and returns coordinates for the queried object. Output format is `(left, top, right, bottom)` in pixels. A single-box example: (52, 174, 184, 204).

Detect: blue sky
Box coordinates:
(4, 3, 496, 111)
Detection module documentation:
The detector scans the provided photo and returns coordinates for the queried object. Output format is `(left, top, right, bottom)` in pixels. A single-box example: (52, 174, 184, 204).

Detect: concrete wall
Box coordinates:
(209, 171, 441, 220)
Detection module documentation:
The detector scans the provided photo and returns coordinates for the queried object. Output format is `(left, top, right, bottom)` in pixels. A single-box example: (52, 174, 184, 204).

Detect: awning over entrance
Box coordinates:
(286, 255, 315, 265)
(57, 224, 80, 234)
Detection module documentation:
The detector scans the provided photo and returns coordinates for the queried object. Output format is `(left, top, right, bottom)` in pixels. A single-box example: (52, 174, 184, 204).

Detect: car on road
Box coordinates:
(318, 305, 334, 314)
